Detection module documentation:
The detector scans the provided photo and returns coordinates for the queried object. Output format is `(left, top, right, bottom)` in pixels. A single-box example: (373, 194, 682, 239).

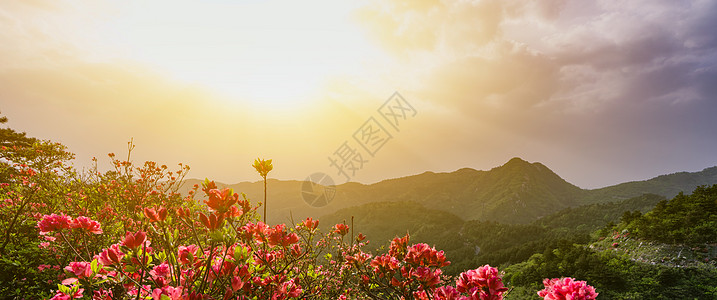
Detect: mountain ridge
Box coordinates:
(177, 158, 717, 224)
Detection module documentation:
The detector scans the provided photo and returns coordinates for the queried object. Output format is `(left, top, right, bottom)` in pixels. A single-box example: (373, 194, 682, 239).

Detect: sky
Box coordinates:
(1, 0, 716, 189)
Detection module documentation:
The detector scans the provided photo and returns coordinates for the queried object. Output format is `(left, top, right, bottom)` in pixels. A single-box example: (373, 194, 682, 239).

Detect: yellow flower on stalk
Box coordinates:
(252, 158, 273, 178)
(253, 158, 273, 223)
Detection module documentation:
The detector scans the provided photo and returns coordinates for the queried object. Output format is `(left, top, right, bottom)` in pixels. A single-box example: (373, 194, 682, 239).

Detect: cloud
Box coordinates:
(359, 0, 717, 108)
(356, 0, 717, 187)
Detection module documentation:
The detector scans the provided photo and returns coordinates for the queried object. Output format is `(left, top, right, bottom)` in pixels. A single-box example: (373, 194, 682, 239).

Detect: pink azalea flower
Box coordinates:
(410, 266, 443, 288)
(204, 188, 238, 213)
(64, 261, 92, 278)
(232, 276, 245, 292)
(456, 265, 508, 300)
(178, 245, 199, 264)
(150, 262, 171, 279)
(69, 216, 103, 234)
(333, 223, 349, 236)
(370, 254, 400, 277)
(405, 243, 450, 267)
(97, 244, 124, 266)
(151, 285, 183, 300)
(537, 277, 598, 300)
(389, 234, 410, 258)
(301, 217, 319, 231)
(38, 214, 72, 234)
(122, 231, 147, 249)
(267, 224, 300, 247)
(433, 286, 463, 300)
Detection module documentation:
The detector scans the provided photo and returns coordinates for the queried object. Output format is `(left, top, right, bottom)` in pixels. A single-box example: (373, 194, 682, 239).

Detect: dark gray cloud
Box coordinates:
(358, 0, 717, 187)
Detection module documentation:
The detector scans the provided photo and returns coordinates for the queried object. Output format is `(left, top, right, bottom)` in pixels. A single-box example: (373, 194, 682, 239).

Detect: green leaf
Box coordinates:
(209, 230, 224, 242)
(156, 251, 167, 262)
(90, 259, 100, 274)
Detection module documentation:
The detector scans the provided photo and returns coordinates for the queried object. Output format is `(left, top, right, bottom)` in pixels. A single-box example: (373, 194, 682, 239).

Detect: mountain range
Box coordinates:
(179, 157, 717, 225)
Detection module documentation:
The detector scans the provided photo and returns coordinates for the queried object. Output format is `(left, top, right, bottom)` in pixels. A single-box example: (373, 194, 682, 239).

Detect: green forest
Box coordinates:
(323, 190, 717, 299)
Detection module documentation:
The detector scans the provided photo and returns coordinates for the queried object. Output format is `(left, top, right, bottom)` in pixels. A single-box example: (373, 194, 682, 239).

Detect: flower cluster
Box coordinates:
(252, 158, 273, 178)
(204, 188, 238, 213)
(27, 159, 600, 300)
(405, 243, 450, 268)
(38, 214, 102, 235)
(40, 205, 600, 300)
(455, 265, 508, 300)
(333, 223, 349, 236)
(538, 277, 599, 300)
(349, 234, 513, 299)
(38, 182, 358, 299)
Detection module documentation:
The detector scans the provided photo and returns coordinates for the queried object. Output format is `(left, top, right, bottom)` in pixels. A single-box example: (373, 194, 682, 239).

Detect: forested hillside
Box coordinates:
(318, 187, 717, 298)
(179, 158, 717, 226)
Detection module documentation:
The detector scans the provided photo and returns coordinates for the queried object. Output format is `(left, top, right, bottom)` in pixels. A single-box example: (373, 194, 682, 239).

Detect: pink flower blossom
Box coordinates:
(333, 223, 349, 236)
(410, 266, 443, 288)
(122, 231, 147, 249)
(370, 254, 400, 277)
(150, 262, 172, 279)
(93, 289, 113, 300)
(301, 217, 319, 231)
(405, 243, 450, 267)
(537, 277, 598, 300)
(290, 244, 302, 257)
(69, 216, 103, 234)
(232, 276, 245, 292)
(151, 285, 183, 300)
(267, 224, 300, 247)
(389, 234, 410, 258)
(178, 245, 199, 264)
(144, 207, 161, 222)
(64, 261, 92, 278)
(38, 264, 52, 272)
(38, 214, 72, 234)
(433, 286, 463, 300)
(97, 244, 124, 266)
(240, 222, 271, 243)
(275, 278, 302, 298)
(456, 265, 508, 300)
(204, 188, 238, 213)
(199, 212, 224, 230)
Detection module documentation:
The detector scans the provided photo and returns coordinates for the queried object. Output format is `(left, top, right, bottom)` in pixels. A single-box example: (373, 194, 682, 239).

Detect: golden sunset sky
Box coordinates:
(2, 0, 716, 188)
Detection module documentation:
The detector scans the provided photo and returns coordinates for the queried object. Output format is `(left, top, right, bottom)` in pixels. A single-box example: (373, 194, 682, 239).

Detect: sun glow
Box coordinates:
(94, 1, 376, 109)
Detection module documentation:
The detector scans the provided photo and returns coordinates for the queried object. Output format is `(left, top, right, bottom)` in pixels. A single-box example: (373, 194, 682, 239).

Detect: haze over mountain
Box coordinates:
(579, 166, 717, 204)
(179, 158, 717, 225)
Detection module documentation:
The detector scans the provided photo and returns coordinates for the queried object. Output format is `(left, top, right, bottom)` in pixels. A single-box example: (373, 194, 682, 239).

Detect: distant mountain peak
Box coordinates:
(495, 157, 539, 171)
(495, 157, 554, 174)
(506, 157, 528, 164)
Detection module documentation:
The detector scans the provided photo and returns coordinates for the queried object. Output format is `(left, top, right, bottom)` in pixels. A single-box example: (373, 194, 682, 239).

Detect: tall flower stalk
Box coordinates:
(252, 158, 273, 223)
